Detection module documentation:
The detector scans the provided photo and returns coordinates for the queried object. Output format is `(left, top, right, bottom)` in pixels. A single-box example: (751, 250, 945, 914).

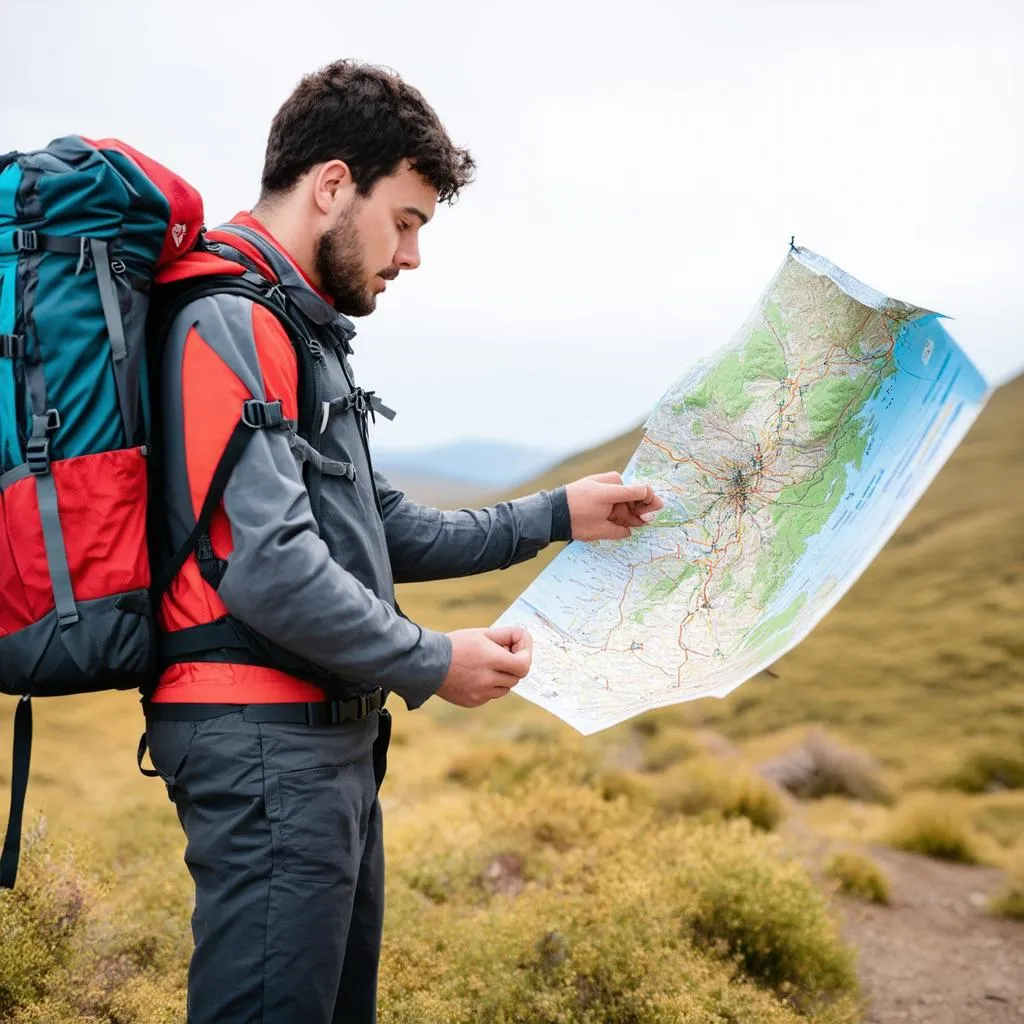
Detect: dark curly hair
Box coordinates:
(260, 60, 475, 204)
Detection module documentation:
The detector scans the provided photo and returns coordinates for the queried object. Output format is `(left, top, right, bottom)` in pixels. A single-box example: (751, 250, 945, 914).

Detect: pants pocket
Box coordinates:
(145, 719, 198, 800)
(265, 759, 372, 884)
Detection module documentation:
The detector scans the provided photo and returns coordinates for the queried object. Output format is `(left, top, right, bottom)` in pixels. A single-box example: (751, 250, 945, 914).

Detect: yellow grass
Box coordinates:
(0, 373, 1021, 1021)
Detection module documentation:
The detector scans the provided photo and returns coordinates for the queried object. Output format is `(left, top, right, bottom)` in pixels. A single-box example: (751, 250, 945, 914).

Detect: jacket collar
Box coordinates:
(215, 217, 357, 348)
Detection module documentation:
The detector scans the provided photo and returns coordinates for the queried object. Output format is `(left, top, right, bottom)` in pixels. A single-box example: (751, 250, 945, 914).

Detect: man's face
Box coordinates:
(315, 160, 438, 316)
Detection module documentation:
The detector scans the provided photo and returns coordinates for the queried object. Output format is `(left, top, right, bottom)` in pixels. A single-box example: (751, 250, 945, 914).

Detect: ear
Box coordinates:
(311, 160, 355, 215)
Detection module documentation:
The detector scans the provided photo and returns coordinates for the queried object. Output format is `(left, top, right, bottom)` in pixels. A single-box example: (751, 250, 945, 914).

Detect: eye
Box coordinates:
(397, 220, 410, 233)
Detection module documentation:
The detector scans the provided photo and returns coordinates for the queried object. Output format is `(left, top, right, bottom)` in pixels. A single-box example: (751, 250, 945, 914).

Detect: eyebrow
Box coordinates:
(402, 205, 431, 226)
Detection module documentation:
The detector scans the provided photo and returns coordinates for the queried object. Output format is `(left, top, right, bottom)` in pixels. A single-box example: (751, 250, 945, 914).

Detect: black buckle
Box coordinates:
(13, 229, 38, 252)
(26, 437, 50, 476)
(0, 334, 24, 358)
(26, 410, 61, 475)
(241, 399, 283, 429)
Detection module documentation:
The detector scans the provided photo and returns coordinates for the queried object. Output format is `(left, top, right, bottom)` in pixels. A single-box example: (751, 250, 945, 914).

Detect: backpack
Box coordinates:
(0, 136, 203, 887)
(0, 137, 387, 888)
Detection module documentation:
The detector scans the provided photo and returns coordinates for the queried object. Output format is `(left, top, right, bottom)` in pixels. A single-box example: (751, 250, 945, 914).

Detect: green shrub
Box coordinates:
(384, 791, 858, 1023)
(885, 795, 982, 863)
(990, 880, 1024, 920)
(382, 887, 829, 1024)
(0, 837, 90, 1014)
(656, 757, 785, 831)
(823, 851, 891, 904)
(972, 798, 1024, 847)
(672, 821, 858, 1012)
(989, 860, 1024, 921)
(944, 745, 1024, 793)
(446, 740, 599, 794)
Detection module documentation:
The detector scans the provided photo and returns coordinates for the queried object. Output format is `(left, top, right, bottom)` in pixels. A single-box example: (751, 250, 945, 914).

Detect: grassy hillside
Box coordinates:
(0, 376, 1020, 1023)
(400, 374, 1024, 784)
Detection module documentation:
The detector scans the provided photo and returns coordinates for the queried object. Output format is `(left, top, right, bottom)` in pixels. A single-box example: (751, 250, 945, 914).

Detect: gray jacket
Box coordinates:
(158, 219, 571, 708)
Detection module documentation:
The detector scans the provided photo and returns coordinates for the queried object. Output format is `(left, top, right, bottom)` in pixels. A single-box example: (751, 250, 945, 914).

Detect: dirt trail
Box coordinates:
(836, 847, 1024, 1023)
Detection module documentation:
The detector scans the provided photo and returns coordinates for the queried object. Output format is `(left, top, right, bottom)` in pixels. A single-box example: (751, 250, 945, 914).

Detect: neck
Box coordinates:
(250, 200, 320, 288)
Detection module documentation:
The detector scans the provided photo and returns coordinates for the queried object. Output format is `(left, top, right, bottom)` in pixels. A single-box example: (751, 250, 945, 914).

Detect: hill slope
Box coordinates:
(398, 373, 1024, 779)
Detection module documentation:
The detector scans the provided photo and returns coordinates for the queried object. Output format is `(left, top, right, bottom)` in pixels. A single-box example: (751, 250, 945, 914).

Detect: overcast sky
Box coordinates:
(3, 0, 1021, 458)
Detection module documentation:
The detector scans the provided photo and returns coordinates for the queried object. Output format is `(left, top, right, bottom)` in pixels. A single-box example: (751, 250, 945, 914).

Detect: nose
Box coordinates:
(395, 237, 421, 272)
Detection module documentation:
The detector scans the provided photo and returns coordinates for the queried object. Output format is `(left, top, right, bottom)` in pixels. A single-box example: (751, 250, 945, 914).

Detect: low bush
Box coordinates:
(823, 850, 891, 904)
(0, 833, 90, 1014)
(972, 797, 1024, 848)
(446, 739, 600, 794)
(382, 809, 859, 1024)
(672, 821, 858, 1012)
(989, 857, 1024, 921)
(758, 729, 890, 803)
(990, 879, 1024, 920)
(641, 726, 701, 771)
(943, 744, 1024, 794)
(885, 795, 982, 863)
(656, 757, 786, 831)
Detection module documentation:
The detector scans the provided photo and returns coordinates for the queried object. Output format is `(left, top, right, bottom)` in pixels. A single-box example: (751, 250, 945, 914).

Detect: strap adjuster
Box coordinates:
(241, 399, 284, 429)
(26, 409, 60, 475)
(0, 334, 24, 358)
(13, 229, 38, 252)
(26, 437, 50, 476)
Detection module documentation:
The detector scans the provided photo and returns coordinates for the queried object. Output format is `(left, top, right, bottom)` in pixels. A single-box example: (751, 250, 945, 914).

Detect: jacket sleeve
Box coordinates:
(176, 294, 452, 708)
(376, 473, 575, 584)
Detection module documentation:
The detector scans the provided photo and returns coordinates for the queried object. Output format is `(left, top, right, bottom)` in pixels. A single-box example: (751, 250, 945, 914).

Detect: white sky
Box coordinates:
(3, 0, 1022, 456)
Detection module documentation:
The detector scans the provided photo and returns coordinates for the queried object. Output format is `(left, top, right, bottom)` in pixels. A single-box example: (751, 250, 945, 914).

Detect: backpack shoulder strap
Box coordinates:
(148, 272, 324, 600)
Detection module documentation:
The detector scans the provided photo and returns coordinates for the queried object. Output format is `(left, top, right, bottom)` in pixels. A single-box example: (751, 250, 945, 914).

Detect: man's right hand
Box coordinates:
(436, 625, 533, 708)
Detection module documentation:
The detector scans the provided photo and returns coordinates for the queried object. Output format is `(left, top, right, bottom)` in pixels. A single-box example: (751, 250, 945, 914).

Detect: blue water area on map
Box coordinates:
(746, 313, 989, 645)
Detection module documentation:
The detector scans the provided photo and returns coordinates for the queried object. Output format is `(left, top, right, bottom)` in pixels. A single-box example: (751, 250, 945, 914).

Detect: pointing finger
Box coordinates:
(605, 482, 654, 505)
(588, 471, 624, 485)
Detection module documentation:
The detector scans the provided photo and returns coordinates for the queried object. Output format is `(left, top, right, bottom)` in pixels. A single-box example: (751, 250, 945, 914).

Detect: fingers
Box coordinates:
(604, 481, 655, 505)
(630, 492, 666, 514)
(510, 629, 533, 656)
(486, 624, 527, 650)
(587, 471, 623, 485)
(614, 510, 654, 528)
(482, 630, 532, 678)
(504, 646, 532, 678)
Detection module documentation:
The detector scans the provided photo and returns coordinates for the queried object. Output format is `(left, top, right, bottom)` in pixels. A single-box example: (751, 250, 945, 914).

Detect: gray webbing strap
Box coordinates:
(0, 463, 29, 490)
(25, 363, 78, 627)
(35, 458, 79, 627)
(91, 238, 136, 445)
(287, 432, 356, 479)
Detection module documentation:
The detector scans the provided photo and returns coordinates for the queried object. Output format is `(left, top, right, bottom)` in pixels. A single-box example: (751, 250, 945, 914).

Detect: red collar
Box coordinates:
(221, 211, 334, 307)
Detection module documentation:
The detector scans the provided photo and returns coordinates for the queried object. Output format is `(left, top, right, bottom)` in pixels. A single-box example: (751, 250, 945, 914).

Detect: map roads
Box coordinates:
(495, 248, 990, 734)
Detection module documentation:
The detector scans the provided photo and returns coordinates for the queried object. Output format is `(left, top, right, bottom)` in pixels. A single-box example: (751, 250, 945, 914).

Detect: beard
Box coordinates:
(314, 207, 378, 317)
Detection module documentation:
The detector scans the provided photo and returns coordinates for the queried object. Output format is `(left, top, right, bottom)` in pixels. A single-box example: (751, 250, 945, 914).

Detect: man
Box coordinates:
(144, 59, 663, 1023)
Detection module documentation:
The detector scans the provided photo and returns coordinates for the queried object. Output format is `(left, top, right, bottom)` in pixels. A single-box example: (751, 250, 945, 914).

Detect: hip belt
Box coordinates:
(143, 689, 385, 726)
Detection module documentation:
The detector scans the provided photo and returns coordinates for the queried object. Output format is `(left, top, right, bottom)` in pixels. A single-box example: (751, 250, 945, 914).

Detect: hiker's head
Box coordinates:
(256, 60, 474, 315)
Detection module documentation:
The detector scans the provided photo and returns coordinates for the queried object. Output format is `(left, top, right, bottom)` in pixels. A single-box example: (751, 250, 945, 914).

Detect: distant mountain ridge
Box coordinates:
(374, 439, 557, 490)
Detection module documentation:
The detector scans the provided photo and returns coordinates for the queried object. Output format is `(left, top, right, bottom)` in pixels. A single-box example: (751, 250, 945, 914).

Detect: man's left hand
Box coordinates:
(564, 472, 665, 541)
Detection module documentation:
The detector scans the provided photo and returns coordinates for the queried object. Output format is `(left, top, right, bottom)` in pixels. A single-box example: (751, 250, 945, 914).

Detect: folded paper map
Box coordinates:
(494, 247, 990, 734)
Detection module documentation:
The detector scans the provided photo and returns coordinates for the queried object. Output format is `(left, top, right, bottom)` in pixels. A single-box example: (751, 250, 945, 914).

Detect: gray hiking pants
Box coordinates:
(145, 707, 390, 1024)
